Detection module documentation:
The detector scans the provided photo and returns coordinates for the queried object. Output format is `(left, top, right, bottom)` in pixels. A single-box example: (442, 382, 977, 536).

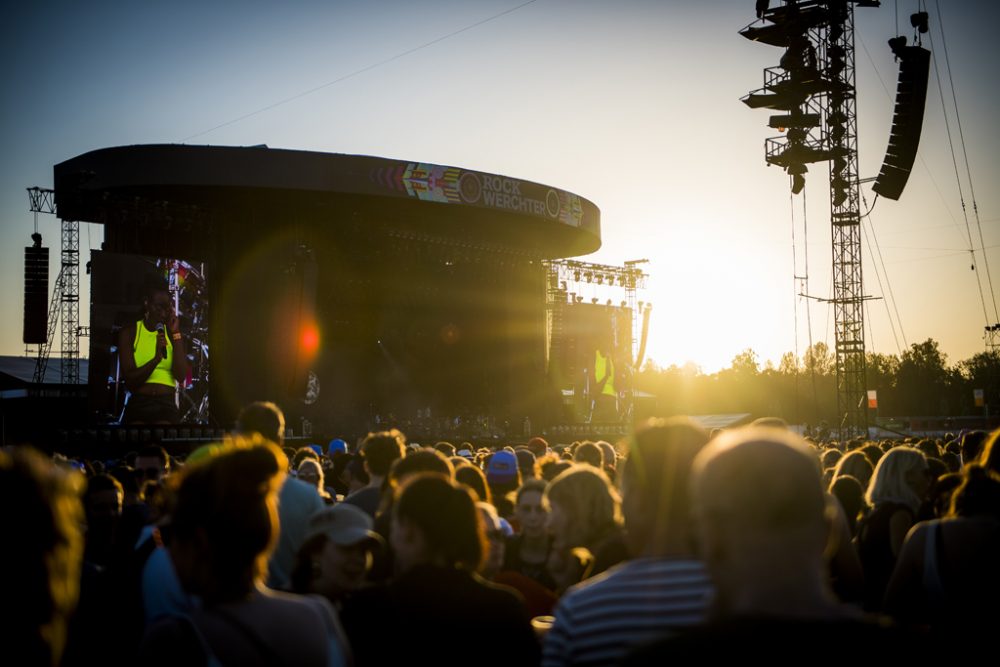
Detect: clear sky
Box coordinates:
(2, 0, 997, 373)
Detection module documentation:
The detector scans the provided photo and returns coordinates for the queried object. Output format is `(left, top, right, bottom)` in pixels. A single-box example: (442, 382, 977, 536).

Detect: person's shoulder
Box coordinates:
(625, 615, 931, 664)
(119, 320, 138, 340)
(281, 476, 323, 503)
(139, 614, 206, 665)
(562, 557, 708, 607)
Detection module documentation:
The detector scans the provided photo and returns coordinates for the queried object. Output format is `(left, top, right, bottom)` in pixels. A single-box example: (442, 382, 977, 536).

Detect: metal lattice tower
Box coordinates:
(742, 1, 875, 438)
(823, 3, 868, 438)
(28, 187, 83, 385)
(60, 218, 80, 385)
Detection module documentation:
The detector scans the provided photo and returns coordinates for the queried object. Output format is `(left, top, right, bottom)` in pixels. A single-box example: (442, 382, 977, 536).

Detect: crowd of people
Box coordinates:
(4, 402, 999, 666)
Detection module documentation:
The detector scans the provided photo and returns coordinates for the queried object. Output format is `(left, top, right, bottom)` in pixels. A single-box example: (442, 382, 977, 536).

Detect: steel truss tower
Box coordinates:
(28, 187, 83, 385)
(824, 3, 868, 437)
(742, 1, 877, 437)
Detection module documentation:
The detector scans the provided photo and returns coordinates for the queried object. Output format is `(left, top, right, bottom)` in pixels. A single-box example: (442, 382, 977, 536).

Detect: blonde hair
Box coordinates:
(544, 464, 621, 550)
(865, 446, 927, 512)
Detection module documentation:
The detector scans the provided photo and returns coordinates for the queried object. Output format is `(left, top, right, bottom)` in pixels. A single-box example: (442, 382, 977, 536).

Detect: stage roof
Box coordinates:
(54, 144, 601, 258)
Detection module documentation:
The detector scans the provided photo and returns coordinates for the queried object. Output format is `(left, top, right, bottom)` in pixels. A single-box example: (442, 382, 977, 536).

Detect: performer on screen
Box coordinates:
(591, 338, 618, 423)
(118, 283, 189, 424)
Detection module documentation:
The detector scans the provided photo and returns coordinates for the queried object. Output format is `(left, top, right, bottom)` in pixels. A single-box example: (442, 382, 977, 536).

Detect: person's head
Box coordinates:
(979, 428, 1000, 474)
(434, 442, 457, 458)
(486, 450, 521, 494)
(167, 436, 287, 604)
(455, 464, 491, 504)
(820, 448, 843, 471)
(596, 441, 617, 471)
(389, 448, 454, 487)
(929, 472, 964, 518)
(620, 417, 709, 555)
(860, 443, 885, 467)
(544, 464, 621, 551)
(514, 479, 548, 538)
(527, 436, 548, 458)
(291, 504, 381, 600)
(134, 445, 170, 484)
(292, 446, 320, 470)
(83, 473, 124, 523)
(948, 465, 1000, 520)
(361, 429, 407, 479)
(297, 458, 325, 490)
(390, 473, 485, 574)
(691, 427, 834, 613)
(866, 446, 930, 513)
(915, 438, 941, 460)
(573, 441, 603, 468)
(514, 448, 538, 481)
(0, 447, 84, 667)
(833, 450, 874, 490)
(236, 401, 285, 446)
(343, 454, 370, 493)
(541, 458, 572, 482)
(829, 475, 866, 534)
(962, 430, 989, 466)
(143, 283, 172, 326)
(327, 438, 348, 457)
(477, 502, 507, 579)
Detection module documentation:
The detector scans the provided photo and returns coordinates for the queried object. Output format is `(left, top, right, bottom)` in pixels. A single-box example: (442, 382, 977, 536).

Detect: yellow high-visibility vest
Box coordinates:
(595, 350, 615, 397)
(133, 320, 174, 387)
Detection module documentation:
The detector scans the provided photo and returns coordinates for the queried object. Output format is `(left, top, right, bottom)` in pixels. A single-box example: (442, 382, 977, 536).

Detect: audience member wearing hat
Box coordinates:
(486, 450, 522, 520)
(291, 504, 383, 607)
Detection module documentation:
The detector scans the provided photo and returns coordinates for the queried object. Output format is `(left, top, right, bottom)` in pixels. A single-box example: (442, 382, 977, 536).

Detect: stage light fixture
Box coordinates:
(606, 299, 613, 306)
(832, 187, 847, 207)
(620, 301, 627, 308)
(637, 301, 644, 310)
(888, 36, 907, 58)
(792, 173, 806, 194)
(586, 272, 593, 283)
(591, 298, 599, 304)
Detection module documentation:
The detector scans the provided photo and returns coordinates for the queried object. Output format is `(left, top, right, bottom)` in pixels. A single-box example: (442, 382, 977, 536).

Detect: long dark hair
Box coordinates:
(394, 473, 485, 572)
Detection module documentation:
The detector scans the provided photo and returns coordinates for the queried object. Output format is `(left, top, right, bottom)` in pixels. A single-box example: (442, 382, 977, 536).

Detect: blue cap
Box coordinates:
(328, 438, 348, 455)
(486, 450, 519, 485)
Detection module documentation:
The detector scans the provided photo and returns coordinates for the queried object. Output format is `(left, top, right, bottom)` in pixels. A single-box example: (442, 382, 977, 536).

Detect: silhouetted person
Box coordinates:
(1, 447, 85, 667)
(543, 417, 713, 667)
(119, 283, 188, 424)
(627, 427, 927, 663)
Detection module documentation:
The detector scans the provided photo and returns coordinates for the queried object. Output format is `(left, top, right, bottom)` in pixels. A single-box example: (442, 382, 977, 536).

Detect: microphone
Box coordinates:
(155, 322, 166, 358)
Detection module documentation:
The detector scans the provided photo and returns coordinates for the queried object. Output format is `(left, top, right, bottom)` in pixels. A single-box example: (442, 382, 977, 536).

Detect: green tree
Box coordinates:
(778, 351, 800, 375)
(803, 342, 834, 376)
(895, 339, 949, 415)
(956, 350, 1000, 413)
(731, 348, 760, 375)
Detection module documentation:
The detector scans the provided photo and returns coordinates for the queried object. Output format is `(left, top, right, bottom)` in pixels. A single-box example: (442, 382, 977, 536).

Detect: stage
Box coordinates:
(51, 144, 604, 437)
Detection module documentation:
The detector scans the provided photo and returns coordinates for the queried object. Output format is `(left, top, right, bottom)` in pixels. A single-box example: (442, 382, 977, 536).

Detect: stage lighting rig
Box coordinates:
(740, 1, 882, 438)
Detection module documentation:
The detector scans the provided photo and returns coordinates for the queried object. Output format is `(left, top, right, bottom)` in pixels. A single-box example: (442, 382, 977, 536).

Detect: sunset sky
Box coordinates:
(2, 0, 997, 373)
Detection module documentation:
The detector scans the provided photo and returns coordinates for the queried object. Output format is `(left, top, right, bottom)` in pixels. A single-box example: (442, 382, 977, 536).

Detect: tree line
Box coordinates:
(635, 339, 1000, 426)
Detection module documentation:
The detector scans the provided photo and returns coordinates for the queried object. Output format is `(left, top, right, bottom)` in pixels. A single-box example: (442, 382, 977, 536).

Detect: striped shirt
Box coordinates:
(542, 557, 713, 667)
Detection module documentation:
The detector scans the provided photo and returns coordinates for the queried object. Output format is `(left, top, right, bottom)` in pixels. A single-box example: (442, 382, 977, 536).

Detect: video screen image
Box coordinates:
(88, 251, 209, 424)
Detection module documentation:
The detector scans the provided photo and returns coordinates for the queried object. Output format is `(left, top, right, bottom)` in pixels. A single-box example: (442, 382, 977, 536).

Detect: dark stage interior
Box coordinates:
(50, 144, 602, 439)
